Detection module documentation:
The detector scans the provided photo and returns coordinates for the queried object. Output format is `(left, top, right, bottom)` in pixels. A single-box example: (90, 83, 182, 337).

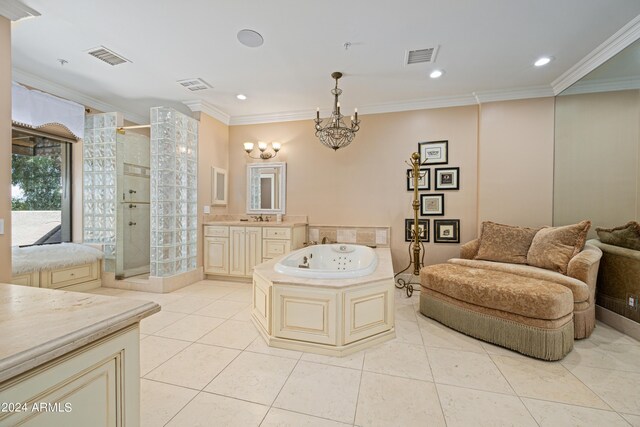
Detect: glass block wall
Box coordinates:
(150, 107, 198, 277)
(83, 112, 121, 272)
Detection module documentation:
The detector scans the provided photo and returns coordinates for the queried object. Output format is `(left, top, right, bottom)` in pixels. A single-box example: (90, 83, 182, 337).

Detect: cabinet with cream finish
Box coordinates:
(204, 223, 306, 279)
(229, 226, 263, 277)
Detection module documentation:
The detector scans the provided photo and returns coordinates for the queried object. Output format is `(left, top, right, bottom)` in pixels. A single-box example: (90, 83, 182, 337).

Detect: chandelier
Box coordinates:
(314, 72, 360, 150)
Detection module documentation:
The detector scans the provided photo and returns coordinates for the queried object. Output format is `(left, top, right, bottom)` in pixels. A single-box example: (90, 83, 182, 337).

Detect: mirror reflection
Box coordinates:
(247, 162, 286, 214)
(554, 38, 640, 232)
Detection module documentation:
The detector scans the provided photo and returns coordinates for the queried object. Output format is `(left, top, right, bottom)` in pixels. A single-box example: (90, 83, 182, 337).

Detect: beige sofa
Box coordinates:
(420, 237, 602, 360)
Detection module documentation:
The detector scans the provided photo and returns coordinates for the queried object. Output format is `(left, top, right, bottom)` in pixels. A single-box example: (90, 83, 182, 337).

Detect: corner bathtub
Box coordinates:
(252, 245, 395, 356)
(274, 244, 378, 279)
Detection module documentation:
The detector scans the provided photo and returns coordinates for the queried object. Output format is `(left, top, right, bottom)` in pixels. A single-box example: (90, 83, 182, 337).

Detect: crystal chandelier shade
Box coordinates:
(314, 72, 360, 150)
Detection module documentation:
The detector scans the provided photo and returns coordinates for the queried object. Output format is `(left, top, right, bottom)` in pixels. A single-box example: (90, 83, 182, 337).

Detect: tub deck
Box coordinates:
(251, 248, 396, 356)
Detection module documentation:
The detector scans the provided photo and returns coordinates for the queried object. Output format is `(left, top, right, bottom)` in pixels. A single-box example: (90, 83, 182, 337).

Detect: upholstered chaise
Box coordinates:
(454, 238, 602, 339)
(419, 221, 602, 361)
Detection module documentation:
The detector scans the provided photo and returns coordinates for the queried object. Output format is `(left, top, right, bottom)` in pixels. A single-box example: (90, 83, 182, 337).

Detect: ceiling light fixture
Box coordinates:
(237, 29, 264, 48)
(430, 70, 443, 78)
(243, 141, 281, 160)
(236, 94, 247, 100)
(314, 72, 360, 151)
(534, 57, 552, 67)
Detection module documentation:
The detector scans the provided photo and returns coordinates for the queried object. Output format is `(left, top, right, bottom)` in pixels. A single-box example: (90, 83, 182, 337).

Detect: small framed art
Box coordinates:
(420, 193, 444, 216)
(418, 140, 448, 165)
(407, 168, 430, 191)
(434, 219, 460, 243)
(405, 218, 429, 242)
(434, 167, 460, 190)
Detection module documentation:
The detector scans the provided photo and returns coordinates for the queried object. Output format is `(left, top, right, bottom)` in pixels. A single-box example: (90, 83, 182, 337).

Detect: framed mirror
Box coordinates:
(211, 167, 228, 206)
(246, 162, 286, 214)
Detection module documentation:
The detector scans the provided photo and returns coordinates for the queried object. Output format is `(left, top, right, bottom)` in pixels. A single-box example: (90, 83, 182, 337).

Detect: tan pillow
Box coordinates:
(475, 221, 541, 264)
(527, 220, 591, 274)
(596, 221, 640, 251)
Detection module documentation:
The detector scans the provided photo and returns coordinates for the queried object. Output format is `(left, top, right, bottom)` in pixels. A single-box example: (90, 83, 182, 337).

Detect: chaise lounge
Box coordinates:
(420, 221, 602, 361)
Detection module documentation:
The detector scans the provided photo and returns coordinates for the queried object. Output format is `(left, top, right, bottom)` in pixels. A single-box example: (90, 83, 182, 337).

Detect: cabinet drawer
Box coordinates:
(263, 227, 291, 240)
(204, 226, 229, 237)
(263, 239, 291, 259)
(47, 263, 99, 289)
(11, 272, 39, 287)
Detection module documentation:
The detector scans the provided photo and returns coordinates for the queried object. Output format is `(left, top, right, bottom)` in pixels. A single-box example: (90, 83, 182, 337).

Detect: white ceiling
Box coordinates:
(9, 0, 640, 124)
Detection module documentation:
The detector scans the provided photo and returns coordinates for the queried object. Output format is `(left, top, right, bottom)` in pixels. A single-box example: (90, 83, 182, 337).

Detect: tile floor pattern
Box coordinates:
(86, 281, 640, 427)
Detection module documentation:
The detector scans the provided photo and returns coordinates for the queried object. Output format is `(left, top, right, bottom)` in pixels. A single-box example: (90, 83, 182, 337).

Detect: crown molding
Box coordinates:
(473, 85, 555, 104)
(183, 100, 231, 125)
(551, 14, 640, 95)
(0, 0, 39, 21)
(12, 68, 148, 124)
(559, 76, 640, 96)
(229, 94, 479, 126)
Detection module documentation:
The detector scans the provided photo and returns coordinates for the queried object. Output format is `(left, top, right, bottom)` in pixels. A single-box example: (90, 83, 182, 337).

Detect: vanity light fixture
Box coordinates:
(314, 72, 360, 151)
(430, 70, 443, 78)
(244, 141, 281, 160)
(534, 57, 552, 67)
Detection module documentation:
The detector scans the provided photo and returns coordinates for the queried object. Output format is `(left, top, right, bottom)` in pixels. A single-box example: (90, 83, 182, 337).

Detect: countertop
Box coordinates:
(0, 284, 160, 383)
(203, 221, 307, 227)
(254, 247, 395, 288)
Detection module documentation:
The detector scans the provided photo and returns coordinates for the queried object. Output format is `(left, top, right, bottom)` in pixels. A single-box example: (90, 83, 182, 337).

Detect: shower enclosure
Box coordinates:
(84, 112, 151, 279)
(84, 107, 198, 282)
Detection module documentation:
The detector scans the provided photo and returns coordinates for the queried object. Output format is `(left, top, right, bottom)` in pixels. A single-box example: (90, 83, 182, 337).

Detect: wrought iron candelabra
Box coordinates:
(395, 152, 426, 297)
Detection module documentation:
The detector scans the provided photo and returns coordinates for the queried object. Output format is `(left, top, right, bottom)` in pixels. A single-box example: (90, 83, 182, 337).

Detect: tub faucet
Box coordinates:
(322, 237, 336, 244)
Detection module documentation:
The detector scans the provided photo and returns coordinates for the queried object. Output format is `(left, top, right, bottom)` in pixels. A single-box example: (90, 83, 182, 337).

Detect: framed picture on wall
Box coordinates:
(420, 193, 445, 216)
(434, 167, 460, 190)
(405, 218, 430, 242)
(406, 168, 430, 191)
(434, 219, 460, 243)
(418, 140, 448, 165)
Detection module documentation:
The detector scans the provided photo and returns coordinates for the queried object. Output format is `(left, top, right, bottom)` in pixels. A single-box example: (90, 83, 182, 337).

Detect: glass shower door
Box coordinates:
(116, 131, 151, 279)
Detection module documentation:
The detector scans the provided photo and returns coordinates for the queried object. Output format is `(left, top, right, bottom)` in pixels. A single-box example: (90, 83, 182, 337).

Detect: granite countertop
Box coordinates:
(203, 221, 307, 227)
(0, 284, 159, 383)
(253, 247, 395, 288)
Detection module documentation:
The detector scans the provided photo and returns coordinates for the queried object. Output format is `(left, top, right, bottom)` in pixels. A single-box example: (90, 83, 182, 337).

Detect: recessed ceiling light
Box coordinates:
(236, 94, 247, 100)
(534, 57, 552, 67)
(237, 29, 264, 48)
(430, 70, 444, 79)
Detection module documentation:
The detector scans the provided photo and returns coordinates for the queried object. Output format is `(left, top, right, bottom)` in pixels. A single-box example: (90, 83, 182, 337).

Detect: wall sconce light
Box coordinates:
(243, 141, 281, 160)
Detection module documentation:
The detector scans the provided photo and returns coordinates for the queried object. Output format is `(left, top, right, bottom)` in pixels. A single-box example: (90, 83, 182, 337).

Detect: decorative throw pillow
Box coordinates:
(475, 221, 541, 264)
(527, 220, 591, 274)
(596, 221, 640, 251)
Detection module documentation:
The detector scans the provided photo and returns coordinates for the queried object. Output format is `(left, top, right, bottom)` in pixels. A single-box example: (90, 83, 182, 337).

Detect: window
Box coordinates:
(11, 128, 72, 246)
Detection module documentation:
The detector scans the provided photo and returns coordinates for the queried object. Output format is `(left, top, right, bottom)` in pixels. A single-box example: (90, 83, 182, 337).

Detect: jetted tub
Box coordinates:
(252, 246, 395, 356)
(274, 244, 378, 279)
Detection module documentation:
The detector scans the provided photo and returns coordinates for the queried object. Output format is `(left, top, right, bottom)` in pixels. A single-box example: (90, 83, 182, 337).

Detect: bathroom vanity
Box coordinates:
(203, 221, 307, 279)
(0, 284, 159, 427)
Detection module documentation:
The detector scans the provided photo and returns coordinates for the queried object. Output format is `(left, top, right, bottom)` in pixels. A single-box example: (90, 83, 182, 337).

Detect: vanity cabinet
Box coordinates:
(229, 227, 262, 277)
(204, 226, 230, 275)
(204, 223, 306, 279)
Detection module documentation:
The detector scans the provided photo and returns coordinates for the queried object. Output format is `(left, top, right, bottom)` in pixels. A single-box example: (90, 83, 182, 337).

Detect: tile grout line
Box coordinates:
(415, 294, 449, 426)
(260, 351, 303, 426)
(486, 353, 541, 427)
(351, 352, 366, 425)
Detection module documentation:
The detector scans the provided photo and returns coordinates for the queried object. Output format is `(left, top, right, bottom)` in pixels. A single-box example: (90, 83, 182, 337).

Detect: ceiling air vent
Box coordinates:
(87, 46, 130, 66)
(405, 46, 439, 65)
(176, 78, 212, 92)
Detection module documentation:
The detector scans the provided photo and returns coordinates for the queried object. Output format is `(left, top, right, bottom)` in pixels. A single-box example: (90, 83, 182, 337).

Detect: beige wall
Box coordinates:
(229, 106, 480, 269)
(0, 17, 11, 282)
(478, 98, 556, 229)
(197, 112, 229, 267)
(554, 90, 640, 233)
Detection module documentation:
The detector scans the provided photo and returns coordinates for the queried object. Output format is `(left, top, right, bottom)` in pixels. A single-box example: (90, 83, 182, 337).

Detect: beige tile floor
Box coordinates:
(86, 280, 640, 427)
